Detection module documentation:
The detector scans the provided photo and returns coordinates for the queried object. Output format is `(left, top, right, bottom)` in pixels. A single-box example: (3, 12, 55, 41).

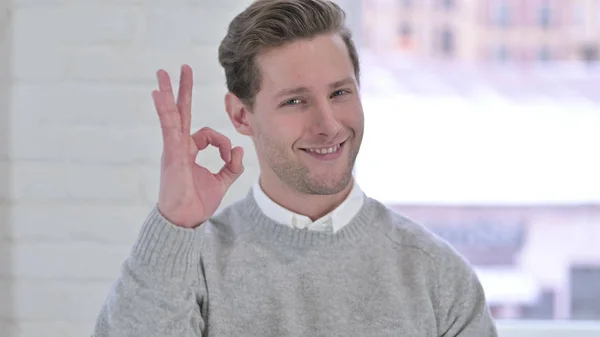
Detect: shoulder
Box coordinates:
(370, 197, 476, 276)
(371, 198, 492, 328)
(371, 198, 451, 257)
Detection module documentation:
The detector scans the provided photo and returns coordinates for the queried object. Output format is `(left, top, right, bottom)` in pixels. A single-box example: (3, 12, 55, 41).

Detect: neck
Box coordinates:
(258, 173, 354, 221)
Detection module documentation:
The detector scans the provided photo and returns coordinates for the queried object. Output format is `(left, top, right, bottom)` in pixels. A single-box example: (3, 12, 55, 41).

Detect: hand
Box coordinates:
(152, 65, 244, 228)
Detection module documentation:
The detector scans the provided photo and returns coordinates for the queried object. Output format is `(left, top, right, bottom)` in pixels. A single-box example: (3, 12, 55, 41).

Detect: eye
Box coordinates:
(331, 89, 350, 98)
(281, 98, 304, 107)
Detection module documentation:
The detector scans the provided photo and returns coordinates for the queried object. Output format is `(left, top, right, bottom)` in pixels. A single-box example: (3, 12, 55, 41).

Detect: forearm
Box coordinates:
(93, 208, 206, 337)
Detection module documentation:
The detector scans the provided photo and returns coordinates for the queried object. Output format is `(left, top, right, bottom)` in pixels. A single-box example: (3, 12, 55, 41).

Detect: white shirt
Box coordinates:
(252, 179, 365, 233)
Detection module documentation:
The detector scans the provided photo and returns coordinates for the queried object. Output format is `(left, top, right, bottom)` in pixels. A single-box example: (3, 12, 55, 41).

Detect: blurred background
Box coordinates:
(0, 0, 599, 336)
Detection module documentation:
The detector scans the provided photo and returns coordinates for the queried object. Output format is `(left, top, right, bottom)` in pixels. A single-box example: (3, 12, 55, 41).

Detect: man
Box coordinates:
(93, 0, 498, 336)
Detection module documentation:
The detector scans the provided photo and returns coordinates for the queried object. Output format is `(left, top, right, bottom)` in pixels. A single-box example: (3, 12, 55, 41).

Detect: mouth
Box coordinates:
(299, 140, 347, 160)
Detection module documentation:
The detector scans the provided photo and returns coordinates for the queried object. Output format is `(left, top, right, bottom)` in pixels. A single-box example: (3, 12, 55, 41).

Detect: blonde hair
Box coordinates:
(218, 0, 360, 107)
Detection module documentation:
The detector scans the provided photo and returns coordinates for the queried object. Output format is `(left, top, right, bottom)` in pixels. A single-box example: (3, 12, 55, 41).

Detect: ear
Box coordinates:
(225, 92, 253, 136)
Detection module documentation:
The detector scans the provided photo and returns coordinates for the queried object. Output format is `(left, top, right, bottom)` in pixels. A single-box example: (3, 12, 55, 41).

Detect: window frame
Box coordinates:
(497, 320, 600, 337)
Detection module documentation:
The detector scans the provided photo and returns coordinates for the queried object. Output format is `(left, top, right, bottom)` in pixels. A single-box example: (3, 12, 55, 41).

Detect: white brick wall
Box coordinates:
(1, 1, 257, 336)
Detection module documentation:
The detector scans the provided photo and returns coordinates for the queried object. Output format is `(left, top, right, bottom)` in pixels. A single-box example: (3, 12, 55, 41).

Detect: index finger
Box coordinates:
(153, 69, 183, 153)
(177, 65, 193, 136)
(191, 127, 232, 163)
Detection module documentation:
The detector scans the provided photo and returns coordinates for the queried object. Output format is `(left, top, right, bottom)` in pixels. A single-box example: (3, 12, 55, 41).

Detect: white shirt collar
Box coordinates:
(252, 178, 365, 233)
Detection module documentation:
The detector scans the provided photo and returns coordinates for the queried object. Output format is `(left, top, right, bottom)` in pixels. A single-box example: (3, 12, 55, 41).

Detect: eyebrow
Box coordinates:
(328, 77, 355, 89)
(274, 77, 356, 99)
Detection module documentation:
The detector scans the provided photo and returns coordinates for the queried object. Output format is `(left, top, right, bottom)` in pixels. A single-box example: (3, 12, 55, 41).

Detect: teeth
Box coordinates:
(307, 144, 341, 154)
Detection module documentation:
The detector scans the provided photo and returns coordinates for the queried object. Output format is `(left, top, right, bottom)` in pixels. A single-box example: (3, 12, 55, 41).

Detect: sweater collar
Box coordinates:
(242, 188, 380, 247)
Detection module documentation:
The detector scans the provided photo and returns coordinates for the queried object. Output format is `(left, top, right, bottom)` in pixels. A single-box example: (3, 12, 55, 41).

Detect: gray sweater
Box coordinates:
(93, 191, 498, 337)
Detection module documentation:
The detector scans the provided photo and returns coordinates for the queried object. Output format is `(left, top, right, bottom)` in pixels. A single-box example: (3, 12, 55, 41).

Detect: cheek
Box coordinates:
(270, 115, 306, 137)
(350, 101, 365, 125)
(336, 102, 364, 127)
(257, 117, 300, 148)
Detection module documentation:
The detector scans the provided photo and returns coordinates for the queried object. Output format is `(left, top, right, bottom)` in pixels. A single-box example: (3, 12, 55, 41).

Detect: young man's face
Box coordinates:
(247, 33, 364, 195)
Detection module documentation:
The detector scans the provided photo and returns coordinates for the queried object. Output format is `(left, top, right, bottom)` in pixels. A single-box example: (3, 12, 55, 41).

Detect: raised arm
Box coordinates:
(92, 65, 244, 337)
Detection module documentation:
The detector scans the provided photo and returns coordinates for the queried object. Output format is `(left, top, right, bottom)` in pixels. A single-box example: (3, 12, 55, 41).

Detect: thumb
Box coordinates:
(217, 146, 244, 188)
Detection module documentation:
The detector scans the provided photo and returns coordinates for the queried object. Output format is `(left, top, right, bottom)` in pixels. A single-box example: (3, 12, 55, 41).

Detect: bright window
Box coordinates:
(348, 0, 600, 335)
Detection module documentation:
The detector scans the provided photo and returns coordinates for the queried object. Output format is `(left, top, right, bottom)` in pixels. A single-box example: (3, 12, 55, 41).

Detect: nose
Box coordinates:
(310, 100, 342, 136)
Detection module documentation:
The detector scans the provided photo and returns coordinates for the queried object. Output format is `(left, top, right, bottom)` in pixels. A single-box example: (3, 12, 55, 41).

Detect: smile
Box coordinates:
(301, 141, 346, 156)
(305, 143, 341, 154)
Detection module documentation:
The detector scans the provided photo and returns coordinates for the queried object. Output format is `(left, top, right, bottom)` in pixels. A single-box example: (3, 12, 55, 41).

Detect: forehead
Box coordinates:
(255, 34, 356, 93)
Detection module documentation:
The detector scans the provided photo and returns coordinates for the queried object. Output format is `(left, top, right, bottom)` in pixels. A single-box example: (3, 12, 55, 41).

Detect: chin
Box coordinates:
(302, 171, 353, 195)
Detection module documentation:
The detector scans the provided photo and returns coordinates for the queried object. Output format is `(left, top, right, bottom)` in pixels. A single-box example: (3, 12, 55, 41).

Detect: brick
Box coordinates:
(150, 46, 223, 82)
(68, 46, 171, 82)
(143, 6, 194, 48)
(3, 320, 94, 337)
(0, 280, 12, 318)
(11, 280, 112, 321)
(9, 162, 142, 202)
(0, 249, 11, 316)
(0, 81, 8, 160)
(0, 206, 9, 240)
(69, 45, 225, 85)
(12, 0, 66, 6)
(9, 243, 129, 280)
(8, 125, 68, 162)
(12, 5, 140, 44)
(63, 4, 142, 44)
(11, 36, 69, 82)
(11, 5, 141, 81)
(0, 126, 8, 160)
(9, 86, 166, 165)
(188, 82, 232, 129)
(189, 4, 250, 45)
(10, 123, 162, 165)
(138, 166, 159, 205)
(0, 161, 9, 200)
(7, 204, 149, 244)
(0, 143, 8, 161)
(0, 319, 12, 337)
(11, 83, 141, 126)
(190, 7, 230, 45)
